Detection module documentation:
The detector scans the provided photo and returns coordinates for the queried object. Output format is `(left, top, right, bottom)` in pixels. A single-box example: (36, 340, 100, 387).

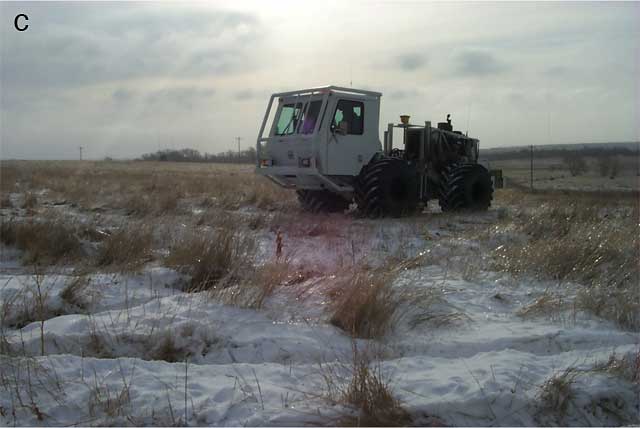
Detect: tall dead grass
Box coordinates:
(94, 224, 154, 271)
(492, 190, 639, 330)
(320, 345, 413, 427)
(0, 160, 295, 214)
(214, 261, 290, 309)
(164, 226, 255, 292)
(329, 268, 400, 339)
(0, 217, 84, 265)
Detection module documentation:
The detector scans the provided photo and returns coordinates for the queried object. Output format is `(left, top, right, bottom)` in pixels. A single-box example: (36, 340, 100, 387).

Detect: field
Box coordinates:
(483, 154, 638, 192)
(0, 160, 638, 426)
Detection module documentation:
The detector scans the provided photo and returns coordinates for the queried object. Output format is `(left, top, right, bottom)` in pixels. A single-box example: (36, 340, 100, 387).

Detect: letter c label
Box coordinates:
(15, 14, 29, 31)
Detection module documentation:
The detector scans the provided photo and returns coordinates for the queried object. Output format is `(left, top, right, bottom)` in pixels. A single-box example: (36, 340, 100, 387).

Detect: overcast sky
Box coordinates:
(1, 1, 638, 159)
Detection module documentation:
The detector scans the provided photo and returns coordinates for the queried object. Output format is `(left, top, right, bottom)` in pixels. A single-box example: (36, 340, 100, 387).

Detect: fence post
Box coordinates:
(530, 145, 534, 190)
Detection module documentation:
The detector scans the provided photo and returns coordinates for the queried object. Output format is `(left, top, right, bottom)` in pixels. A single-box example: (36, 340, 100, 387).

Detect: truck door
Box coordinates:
(326, 98, 374, 175)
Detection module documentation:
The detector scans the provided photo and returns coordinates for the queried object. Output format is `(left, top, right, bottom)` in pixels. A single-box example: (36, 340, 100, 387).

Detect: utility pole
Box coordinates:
(530, 145, 534, 191)
(236, 137, 242, 156)
(79, 146, 83, 161)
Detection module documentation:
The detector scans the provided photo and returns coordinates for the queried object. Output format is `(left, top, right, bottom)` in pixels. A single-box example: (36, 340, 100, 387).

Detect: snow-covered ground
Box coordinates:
(0, 195, 638, 426)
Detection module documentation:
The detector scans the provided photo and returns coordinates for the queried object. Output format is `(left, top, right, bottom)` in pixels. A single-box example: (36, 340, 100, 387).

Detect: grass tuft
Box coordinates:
(320, 345, 413, 427)
(516, 291, 567, 319)
(165, 227, 255, 292)
(329, 268, 399, 339)
(214, 260, 289, 309)
(21, 192, 38, 210)
(147, 330, 190, 363)
(340, 347, 412, 426)
(0, 217, 84, 265)
(538, 367, 579, 417)
(60, 275, 91, 310)
(1, 194, 12, 208)
(95, 224, 153, 271)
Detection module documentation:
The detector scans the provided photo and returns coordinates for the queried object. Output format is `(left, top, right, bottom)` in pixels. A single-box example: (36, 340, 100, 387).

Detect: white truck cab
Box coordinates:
(256, 86, 382, 192)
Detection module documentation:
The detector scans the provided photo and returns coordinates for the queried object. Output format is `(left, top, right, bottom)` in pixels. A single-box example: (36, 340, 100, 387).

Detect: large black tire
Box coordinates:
(354, 157, 419, 218)
(296, 190, 350, 213)
(439, 163, 493, 212)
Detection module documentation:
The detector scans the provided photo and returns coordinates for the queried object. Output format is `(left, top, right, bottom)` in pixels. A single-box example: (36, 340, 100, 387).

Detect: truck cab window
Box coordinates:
(276, 103, 302, 135)
(333, 100, 364, 135)
(275, 101, 323, 135)
(299, 100, 322, 134)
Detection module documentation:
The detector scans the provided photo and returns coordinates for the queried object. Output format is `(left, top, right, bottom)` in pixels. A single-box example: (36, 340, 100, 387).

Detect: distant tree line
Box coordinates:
(480, 145, 637, 161)
(139, 147, 257, 164)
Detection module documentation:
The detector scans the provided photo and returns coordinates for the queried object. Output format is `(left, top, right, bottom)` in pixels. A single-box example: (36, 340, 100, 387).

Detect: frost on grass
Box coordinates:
(164, 226, 255, 292)
(490, 193, 639, 330)
(535, 358, 640, 426)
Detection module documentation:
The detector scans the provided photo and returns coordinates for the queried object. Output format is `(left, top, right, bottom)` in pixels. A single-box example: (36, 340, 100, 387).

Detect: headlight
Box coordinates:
(300, 158, 311, 167)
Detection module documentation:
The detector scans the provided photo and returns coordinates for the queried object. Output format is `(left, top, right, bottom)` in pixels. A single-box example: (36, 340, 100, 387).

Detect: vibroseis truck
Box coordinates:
(255, 86, 493, 217)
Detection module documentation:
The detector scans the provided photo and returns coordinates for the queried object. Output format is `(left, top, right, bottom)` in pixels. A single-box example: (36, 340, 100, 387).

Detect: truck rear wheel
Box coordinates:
(296, 190, 350, 213)
(439, 163, 493, 212)
(355, 157, 419, 218)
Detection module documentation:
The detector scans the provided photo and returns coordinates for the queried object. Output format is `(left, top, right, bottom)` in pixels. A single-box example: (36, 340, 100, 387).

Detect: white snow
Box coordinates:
(1, 207, 638, 426)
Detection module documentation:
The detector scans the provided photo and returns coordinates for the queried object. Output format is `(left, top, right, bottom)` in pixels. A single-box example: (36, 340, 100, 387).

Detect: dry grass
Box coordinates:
(0, 217, 84, 265)
(516, 291, 568, 319)
(21, 192, 38, 210)
(329, 268, 400, 339)
(327, 261, 464, 338)
(535, 356, 639, 425)
(165, 226, 255, 292)
(87, 328, 115, 358)
(146, 330, 191, 363)
(214, 261, 290, 309)
(592, 351, 640, 384)
(121, 190, 182, 217)
(575, 285, 639, 332)
(88, 381, 131, 420)
(320, 345, 412, 427)
(341, 350, 412, 426)
(95, 224, 154, 271)
(538, 367, 580, 417)
(60, 275, 91, 310)
(491, 189, 639, 330)
(86, 367, 135, 423)
(493, 203, 637, 283)
(0, 356, 65, 423)
(0, 160, 295, 215)
(1, 194, 13, 208)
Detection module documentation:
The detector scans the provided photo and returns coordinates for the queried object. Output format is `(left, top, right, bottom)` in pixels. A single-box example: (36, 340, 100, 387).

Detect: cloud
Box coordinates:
(0, 3, 263, 89)
(145, 87, 216, 110)
(452, 50, 508, 76)
(387, 89, 421, 100)
(396, 53, 428, 71)
(234, 89, 257, 101)
(112, 88, 134, 103)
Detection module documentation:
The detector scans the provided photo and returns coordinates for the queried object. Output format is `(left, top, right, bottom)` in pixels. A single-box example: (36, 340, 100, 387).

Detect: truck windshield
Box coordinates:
(275, 100, 322, 136)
